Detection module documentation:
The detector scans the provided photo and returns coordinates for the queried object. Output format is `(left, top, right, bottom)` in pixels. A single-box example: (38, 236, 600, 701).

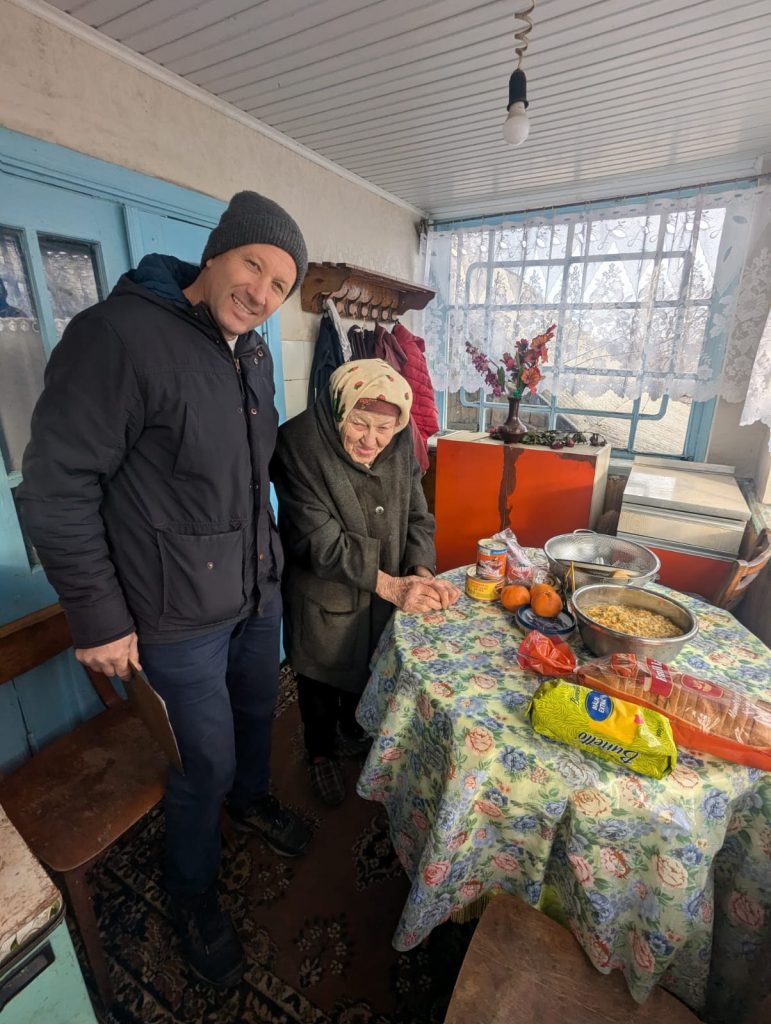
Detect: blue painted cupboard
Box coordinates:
(0, 127, 286, 773)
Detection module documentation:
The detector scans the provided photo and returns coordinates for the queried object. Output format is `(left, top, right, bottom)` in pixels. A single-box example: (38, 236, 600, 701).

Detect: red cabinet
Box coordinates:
(433, 435, 610, 573)
(625, 538, 734, 602)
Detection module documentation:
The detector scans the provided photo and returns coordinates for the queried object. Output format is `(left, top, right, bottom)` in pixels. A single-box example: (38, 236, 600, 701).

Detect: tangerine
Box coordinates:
(531, 586, 563, 618)
(500, 584, 530, 611)
(529, 582, 554, 601)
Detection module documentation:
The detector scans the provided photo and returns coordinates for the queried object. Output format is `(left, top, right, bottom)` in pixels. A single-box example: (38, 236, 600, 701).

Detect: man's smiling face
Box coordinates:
(191, 243, 297, 339)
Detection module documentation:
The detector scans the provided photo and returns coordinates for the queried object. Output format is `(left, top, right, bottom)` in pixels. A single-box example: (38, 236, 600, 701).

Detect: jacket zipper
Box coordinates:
(233, 353, 248, 405)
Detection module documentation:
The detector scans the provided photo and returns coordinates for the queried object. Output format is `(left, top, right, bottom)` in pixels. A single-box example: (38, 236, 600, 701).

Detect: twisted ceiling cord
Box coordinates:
(514, 1, 535, 67)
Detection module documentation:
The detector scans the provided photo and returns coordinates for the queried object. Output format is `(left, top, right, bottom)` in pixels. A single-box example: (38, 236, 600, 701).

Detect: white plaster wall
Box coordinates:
(707, 401, 768, 479)
(754, 432, 771, 504)
(0, 0, 422, 418)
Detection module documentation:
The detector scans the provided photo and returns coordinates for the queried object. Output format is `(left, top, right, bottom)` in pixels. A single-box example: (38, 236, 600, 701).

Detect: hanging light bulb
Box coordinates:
(502, 2, 535, 147)
(503, 68, 529, 145)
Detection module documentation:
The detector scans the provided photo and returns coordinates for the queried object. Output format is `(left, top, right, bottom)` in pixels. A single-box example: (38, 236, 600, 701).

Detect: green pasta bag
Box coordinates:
(528, 678, 677, 778)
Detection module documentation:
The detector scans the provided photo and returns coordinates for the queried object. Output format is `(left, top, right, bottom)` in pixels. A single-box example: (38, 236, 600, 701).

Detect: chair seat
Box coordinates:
(444, 893, 702, 1024)
(0, 703, 166, 873)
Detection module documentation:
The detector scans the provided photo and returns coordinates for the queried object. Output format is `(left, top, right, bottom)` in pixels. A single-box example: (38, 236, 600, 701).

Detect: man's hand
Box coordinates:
(377, 571, 443, 612)
(75, 633, 140, 680)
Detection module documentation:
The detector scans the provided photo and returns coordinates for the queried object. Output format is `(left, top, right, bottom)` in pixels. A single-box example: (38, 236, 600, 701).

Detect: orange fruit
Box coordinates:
(530, 582, 554, 601)
(531, 586, 563, 618)
(500, 584, 530, 611)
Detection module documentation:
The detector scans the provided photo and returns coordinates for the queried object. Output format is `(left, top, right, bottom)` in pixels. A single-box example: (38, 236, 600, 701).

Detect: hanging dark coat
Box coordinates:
(307, 311, 345, 406)
(271, 390, 436, 692)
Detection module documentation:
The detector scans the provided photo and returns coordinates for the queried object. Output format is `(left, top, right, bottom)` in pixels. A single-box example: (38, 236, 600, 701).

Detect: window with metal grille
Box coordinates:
(425, 183, 757, 460)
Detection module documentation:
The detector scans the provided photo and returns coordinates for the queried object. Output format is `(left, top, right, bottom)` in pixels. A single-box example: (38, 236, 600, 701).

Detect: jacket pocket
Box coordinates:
(158, 528, 245, 628)
(171, 404, 199, 480)
(300, 592, 363, 670)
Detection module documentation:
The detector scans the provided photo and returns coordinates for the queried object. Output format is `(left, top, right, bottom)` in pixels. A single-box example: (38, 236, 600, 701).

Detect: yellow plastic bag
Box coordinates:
(528, 678, 677, 778)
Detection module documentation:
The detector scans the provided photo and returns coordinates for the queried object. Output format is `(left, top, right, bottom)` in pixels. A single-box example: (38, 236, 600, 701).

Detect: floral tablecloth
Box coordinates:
(356, 567, 771, 1023)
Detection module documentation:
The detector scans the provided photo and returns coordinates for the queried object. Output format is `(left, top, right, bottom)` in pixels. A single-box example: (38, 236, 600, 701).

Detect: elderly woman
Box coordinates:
(272, 359, 459, 805)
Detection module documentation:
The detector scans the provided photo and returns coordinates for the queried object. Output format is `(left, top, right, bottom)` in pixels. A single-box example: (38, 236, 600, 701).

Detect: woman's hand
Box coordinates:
(410, 566, 462, 609)
(377, 571, 443, 612)
(429, 577, 462, 609)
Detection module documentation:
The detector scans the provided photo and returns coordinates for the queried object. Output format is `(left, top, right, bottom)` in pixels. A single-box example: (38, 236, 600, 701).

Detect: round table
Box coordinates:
(356, 567, 771, 1023)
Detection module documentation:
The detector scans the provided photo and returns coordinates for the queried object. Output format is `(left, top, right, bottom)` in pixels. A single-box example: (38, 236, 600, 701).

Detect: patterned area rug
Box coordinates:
(83, 668, 475, 1023)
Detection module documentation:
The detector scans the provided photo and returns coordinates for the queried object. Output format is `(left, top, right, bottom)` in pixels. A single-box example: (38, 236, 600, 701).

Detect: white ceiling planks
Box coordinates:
(40, 0, 771, 219)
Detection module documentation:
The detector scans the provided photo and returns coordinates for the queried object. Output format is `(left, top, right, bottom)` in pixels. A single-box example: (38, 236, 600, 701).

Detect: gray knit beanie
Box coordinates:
(201, 191, 308, 296)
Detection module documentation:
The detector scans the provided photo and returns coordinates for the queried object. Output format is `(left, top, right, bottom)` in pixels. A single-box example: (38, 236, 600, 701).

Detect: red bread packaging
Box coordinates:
(574, 653, 771, 771)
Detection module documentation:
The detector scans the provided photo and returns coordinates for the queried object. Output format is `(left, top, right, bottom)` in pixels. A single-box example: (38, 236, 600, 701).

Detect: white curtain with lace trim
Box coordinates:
(725, 182, 771, 448)
(424, 182, 769, 425)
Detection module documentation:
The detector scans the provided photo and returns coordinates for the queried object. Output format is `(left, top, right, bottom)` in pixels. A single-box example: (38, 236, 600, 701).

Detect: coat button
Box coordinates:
(206, 561, 215, 569)
(250, 408, 257, 415)
(259, 552, 265, 560)
(237, 407, 243, 414)
(256, 347, 264, 358)
(375, 505, 385, 515)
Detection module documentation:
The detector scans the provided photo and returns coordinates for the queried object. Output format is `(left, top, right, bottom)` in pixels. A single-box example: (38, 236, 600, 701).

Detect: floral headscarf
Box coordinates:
(329, 359, 413, 434)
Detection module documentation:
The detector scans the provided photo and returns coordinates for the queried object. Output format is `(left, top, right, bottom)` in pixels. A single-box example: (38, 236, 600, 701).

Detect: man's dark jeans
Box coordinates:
(139, 595, 281, 896)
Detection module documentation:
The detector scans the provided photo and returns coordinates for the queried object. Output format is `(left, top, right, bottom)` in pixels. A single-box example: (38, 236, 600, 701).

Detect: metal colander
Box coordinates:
(543, 530, 660, 589)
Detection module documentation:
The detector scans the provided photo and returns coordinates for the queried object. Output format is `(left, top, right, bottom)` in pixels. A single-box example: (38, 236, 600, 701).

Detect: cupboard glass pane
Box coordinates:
(38, 235, 102, 341)
(0, 229, 46, 472)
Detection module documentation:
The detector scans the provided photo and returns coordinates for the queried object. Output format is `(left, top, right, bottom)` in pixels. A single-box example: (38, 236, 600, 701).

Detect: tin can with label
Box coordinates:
(476, 538, 508, 580)
(465, 566, 504, 601)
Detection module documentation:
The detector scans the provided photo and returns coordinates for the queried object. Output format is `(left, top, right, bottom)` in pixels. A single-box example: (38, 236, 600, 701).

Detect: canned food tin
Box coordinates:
(465, 566, 504, 601)
(476, 538, 508, 580)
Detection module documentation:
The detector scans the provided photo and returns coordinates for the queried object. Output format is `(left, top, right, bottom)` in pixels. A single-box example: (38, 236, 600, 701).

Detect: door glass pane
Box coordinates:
(0, 228, 46, 472)
(38, 236, 102, 341)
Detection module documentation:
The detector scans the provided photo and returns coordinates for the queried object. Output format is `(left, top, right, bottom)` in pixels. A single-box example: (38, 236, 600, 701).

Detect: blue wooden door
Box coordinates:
(0, 172, 132, 769)
(1, 181, 288, 771)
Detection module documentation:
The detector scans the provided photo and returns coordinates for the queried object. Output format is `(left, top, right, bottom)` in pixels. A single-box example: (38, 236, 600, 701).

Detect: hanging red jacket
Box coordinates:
(392, 323, 440, 446)
(372, 323, 429, 473)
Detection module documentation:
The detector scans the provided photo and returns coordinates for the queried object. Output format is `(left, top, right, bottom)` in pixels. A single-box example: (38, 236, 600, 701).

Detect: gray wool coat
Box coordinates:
(271, 391, 436, 692)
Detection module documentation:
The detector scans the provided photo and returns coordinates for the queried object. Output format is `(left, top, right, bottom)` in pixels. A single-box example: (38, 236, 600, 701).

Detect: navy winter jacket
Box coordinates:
(17, 255, 283, 647)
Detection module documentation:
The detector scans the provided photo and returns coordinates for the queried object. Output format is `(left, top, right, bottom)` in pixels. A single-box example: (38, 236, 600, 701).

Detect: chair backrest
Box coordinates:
(715, 529, 771, 611)
(0, 603, 120, 707)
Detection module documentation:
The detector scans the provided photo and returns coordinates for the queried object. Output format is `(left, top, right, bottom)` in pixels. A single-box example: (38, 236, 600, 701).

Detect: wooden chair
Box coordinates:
(444, 893, 702, 1024)
(714, 528, 771, 611)
(0, 604, 167, 1009)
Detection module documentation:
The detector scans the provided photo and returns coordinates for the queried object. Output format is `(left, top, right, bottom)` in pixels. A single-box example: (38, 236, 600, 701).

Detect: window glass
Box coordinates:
(0, 228, 46, 472)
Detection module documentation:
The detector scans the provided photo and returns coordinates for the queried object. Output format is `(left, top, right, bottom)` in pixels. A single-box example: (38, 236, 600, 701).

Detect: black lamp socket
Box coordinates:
(507, 68, 529, 110)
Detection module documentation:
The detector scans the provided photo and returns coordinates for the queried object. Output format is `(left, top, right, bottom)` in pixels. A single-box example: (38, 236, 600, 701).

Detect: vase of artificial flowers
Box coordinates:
(465, 323, 557, 443)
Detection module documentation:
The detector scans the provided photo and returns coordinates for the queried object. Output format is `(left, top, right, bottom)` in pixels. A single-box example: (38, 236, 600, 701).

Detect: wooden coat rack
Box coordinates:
(300, 262, 435, 322)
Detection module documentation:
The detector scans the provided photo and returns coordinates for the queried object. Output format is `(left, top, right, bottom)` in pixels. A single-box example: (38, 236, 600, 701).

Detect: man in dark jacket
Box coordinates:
(17, 191, 311, 988)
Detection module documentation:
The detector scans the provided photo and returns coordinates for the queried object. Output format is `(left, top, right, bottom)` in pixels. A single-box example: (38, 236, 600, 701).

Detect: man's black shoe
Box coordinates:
(171, 886, 245, 988)
(228, 793, 312, 856)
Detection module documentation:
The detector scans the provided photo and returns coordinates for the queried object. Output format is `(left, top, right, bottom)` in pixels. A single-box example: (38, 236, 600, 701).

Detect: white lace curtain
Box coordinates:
(725, 183, 771, 446)
(424, 180, 771, 444)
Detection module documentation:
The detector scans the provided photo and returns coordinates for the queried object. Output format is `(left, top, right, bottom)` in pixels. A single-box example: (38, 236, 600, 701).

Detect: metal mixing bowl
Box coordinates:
(544, 530, 660, 589)
(571, 583, 698, 662)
